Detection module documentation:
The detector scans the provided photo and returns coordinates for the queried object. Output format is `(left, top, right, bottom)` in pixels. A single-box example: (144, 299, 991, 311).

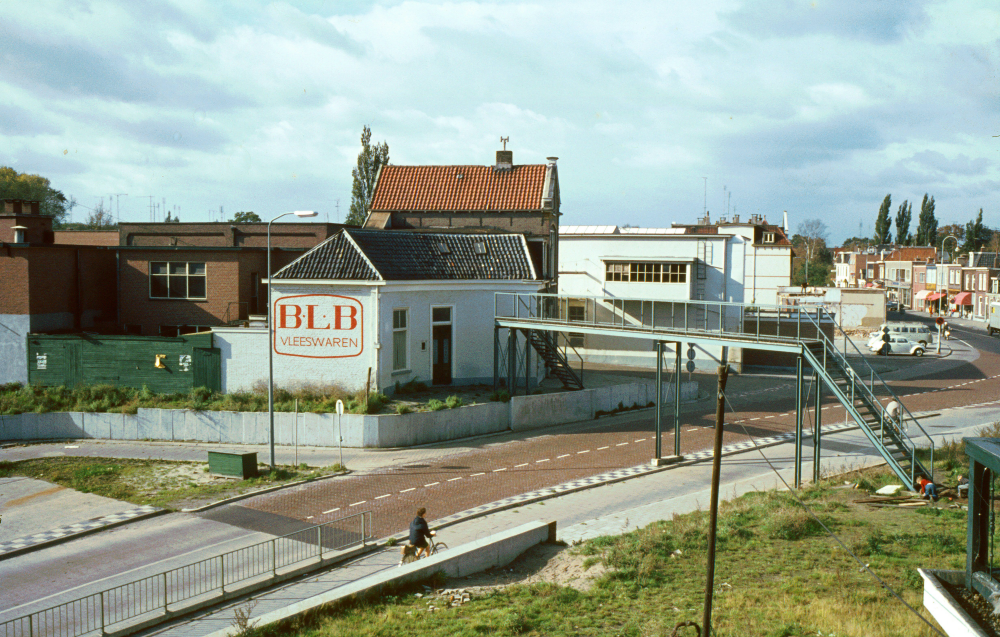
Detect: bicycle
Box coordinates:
(400, 533, 448, 564)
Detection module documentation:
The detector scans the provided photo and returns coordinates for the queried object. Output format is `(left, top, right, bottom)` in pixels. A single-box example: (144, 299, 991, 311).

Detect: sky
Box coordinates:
(1, 0, 997, 243)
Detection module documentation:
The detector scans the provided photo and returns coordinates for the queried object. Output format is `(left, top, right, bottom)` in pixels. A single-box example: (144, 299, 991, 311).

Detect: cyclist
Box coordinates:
(400, 507, 435, 565)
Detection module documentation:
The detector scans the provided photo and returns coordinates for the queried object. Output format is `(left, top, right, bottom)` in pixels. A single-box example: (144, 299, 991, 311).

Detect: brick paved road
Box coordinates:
(225, 316, 1000, 539)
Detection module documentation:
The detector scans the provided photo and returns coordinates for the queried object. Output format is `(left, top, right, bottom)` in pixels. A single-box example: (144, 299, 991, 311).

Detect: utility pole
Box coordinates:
(702, 177, 707, 217)
(703, 363, 731, 637)
(113, 194, 128, 223)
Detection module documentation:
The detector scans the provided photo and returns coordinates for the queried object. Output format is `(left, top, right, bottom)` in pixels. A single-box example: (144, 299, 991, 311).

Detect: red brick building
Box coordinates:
(116, 222, 342, 335)
(364, 150, 560, 290)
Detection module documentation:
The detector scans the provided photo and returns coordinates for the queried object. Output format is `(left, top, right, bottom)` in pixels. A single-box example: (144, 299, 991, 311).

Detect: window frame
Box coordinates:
(392, 308, 408, 372)
(604, 261, 687, 284)
(149, 261, 207, 300)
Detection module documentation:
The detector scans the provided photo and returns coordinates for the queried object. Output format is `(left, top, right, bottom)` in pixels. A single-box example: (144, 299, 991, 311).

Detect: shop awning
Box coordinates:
(914, 289, 931, 300)
(926, 292, 945, 301)
(953, 292, 973, 305)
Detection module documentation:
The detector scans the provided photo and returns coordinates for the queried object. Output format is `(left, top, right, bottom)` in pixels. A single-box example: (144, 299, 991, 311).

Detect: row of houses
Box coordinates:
(834, 244, 1000, 320)
(1, 148, 793, 393)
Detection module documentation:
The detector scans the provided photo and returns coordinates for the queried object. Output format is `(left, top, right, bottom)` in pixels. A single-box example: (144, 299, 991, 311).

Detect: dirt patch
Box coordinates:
(445, 543, 607, 592)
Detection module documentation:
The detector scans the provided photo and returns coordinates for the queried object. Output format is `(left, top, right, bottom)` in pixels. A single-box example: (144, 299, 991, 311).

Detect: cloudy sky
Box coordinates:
(1, 0, 997, 242)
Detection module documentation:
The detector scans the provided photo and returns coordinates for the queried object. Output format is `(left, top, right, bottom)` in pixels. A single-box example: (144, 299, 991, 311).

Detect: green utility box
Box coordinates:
(208, 451, 258, 479)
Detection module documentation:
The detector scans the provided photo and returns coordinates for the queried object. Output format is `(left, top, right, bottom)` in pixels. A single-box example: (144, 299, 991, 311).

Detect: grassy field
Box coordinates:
(250, 441, 977, 637)
(0, 457, 345, 509)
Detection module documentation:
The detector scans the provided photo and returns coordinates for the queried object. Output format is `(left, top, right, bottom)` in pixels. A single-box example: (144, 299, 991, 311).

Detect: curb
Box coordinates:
(0, 508, 169, 562)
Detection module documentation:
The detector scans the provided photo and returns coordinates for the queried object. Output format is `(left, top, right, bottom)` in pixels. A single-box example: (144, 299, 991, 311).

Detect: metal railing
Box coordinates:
(495, 292, 831, 345)
(1, 511, 373, 637)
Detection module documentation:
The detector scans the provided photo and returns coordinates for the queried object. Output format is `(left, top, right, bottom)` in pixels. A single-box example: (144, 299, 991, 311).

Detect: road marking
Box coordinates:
(749, 418, 760, 421)
(687, 428, 699, 431)
(764, 415, 774, 419)
(598, 446, 610, 450)
(470, 473, 485, 477)
(634, 438, 647, 442)
(424, 482, 439, 487)
(515, 463, 529, 467)
(306, 516, 314, 519)
(400, 488, 415, 493)
(536, 458, 550, 463)
(577, 450, 590, 454)
(322, 508, 340, 514)
(493, 468, 507, 472)
(447, 477, 462, 482)
(376, 494, 391, 499)
(349, 501, 366, 507)
(616, 442, 628, 446)
(557, 454, 570, 459)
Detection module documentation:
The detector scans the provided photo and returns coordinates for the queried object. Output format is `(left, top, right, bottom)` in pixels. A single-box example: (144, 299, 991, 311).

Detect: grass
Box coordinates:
(0, 457, 346, 509)
(252, 462, 971, 637)
(0, 382, 476, 416)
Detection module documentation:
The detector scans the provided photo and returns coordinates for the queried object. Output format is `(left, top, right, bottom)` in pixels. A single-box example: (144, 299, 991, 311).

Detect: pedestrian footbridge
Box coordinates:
(493, 292, 933, 489)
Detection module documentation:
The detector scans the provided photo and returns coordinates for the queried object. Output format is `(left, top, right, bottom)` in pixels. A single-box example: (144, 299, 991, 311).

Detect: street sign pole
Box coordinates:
(336, 399, 345, 468)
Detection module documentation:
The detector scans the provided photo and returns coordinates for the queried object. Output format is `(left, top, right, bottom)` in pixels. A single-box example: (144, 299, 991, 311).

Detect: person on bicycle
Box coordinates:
(401, 507, 435, 564)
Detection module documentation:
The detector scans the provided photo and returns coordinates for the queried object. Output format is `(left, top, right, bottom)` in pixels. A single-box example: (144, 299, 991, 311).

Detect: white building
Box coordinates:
(214, 229, 544, 394)
(557, 216, 793, 368)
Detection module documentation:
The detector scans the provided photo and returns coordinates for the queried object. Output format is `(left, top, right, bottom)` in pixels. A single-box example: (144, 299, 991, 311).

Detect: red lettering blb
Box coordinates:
(279, 304, 302, 329)
(334, 305, 358, 330)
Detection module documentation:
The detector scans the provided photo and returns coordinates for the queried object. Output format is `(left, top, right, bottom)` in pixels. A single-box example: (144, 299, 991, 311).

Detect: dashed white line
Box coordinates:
(424, 482, 439, 487)
(349, 501, 365, 507)
(306, 516, 314, 520)
(598, 446, 610, 450)
(375, 494, 391, 499)
(400, 488, 415, 493)
(764, 415, 775, 419)
(557, 454, 570, 459)
(447, 477, 462, 482)
(322, 508, 339, 514)
(749, 418, 760, 421)
(470, 473, 485, 477)
(577, 450, 590, 454)
(493, 468, 507, 472)
(634, 438, 647, 443)
(687, 428, 700, 431)
(536, 458, 550, 463)
(515, 463, 529, 468)
(616, 442, 629, 446)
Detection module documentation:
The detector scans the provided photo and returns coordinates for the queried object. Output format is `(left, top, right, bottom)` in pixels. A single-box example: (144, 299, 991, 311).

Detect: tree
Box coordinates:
(841, 236, 873, 252)
(232, 211, 261, 222)
(873, 194, 892, 245)
(0, 166, 71, 224)
(937, 223, 964, 261)
(796, 219, 828, 284)
(85, 202, 117, 229)
(915, 194, 937, 246)
(791, 221, 834, 287)
(894, 200, 912, 246)
(962, 208, 987, 254)
(164, 212, 180, 223)
(347, 126, 389, 227)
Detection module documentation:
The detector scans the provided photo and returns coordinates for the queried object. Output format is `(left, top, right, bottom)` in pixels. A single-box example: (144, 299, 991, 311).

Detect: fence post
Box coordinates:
(100, 591, 106, 636)
(318, 524, 324, 560)
(28, 613, 33, 637)
(271, 540, 277, 576)
(163, 572, 168, 612)
(219, 555, 225, 593)
(360, 514, 365, 547)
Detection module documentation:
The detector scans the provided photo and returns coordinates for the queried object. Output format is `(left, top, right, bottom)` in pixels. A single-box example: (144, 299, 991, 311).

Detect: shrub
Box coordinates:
(427, 399, 447, 411)
(396, 404, 413, 415)
(490, 389, 511, 403)
(445, 395, 463, 409)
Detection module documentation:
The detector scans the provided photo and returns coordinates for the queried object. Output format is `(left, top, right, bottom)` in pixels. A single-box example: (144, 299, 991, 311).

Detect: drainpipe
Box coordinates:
(115, 249, 121, 328)
(372, 287, 380, 393)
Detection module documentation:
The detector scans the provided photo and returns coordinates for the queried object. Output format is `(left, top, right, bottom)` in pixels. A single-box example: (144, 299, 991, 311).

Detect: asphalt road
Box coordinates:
(2, 315, 999, 618)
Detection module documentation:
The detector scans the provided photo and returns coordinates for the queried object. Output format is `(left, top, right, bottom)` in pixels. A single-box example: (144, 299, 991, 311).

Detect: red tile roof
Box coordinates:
(370, 165, 547, 212)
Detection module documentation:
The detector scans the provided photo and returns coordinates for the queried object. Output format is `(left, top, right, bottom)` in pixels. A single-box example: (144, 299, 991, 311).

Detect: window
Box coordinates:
(150, 262, 206, 299)
(568, 305, 585, 348)
(605, 262, 687, 283)
(918, 273, 925, 283)
(392, 309, 407, 371)
(432, 307, 451, 323)
(763, 232, 775, 243)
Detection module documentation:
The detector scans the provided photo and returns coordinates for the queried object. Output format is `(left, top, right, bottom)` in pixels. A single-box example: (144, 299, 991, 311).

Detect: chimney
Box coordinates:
(496, 150, 513, 170)
(27, 201, 39, 215)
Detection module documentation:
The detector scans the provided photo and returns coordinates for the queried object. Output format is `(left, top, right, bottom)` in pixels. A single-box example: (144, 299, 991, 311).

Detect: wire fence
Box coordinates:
(0, 511, 373, 637)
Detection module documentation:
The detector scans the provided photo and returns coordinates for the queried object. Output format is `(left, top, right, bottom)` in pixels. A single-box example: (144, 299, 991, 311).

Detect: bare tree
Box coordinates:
(796, 219, 828, 285)
(86, 202, 117, 229)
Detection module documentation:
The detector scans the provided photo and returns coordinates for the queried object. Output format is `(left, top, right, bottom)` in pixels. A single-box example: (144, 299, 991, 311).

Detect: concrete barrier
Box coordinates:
(0, 381, 698, 448)
(201, 520, 557, 637)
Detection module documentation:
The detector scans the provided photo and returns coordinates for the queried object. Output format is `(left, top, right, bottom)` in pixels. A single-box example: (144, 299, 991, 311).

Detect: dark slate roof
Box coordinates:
(971, 252, 1000, 268)
(274, 229, 537, 281)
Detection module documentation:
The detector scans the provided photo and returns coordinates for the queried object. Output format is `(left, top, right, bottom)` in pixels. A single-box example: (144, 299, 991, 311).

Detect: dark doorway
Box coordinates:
(432, 324, 452, 385)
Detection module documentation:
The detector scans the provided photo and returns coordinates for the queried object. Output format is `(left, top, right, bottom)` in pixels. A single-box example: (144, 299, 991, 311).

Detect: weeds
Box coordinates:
(445, 395, 464, 409)
(231, 600, 260, 637)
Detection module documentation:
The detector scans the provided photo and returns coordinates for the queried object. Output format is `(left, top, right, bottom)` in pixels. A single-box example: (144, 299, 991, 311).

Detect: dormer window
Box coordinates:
(763, 232, 775, 243)
(473, 241, 486, 255)
(436, 241, 450, 254)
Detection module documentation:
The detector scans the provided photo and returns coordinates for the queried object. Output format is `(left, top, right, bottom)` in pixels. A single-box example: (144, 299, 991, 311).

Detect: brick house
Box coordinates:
(961, 253, 1000, 321)
(364, 149, 560, 291)
(116, 222, 342, 336)
(1, 200, 117, 384)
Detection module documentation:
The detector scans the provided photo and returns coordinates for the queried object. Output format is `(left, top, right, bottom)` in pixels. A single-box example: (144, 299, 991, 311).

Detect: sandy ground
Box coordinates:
(445, 543, 608, 594)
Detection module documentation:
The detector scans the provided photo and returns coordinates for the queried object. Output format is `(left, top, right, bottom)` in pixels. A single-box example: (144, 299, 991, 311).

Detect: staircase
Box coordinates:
(522, 329, 584, 390)
(802, 339, 932, 489)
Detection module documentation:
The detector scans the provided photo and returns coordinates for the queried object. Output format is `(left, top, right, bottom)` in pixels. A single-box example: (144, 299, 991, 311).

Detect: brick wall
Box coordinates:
(0, 250, 31, 314)
(0, 246, 116, 324)
(119, 222, 340, 248)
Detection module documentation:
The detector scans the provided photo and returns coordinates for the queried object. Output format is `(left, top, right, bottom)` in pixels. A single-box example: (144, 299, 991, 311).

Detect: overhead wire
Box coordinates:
(717, 377, 946, 637)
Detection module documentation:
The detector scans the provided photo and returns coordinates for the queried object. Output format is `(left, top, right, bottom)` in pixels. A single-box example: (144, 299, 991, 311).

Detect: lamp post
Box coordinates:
(267, 210, 319, 470)
(940, 235, 959, 318)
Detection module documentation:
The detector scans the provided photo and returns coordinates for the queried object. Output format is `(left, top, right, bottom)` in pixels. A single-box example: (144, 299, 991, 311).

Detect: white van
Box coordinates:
(868, 322, 934, 347)
(989, 303, 1000, 337)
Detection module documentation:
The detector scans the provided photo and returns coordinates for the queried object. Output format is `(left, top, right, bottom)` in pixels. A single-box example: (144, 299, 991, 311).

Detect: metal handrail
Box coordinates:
(0, 511, 373, 637)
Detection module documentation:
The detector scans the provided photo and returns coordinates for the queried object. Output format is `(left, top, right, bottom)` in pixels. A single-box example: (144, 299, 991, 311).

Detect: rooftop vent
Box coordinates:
(436, 241, 451, 254)
(473, 241, 487, 255)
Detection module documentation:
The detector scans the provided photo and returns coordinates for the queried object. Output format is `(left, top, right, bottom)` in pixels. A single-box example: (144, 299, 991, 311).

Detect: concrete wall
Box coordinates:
(0, 381, 698, 448)
(0, 314, 30, 384)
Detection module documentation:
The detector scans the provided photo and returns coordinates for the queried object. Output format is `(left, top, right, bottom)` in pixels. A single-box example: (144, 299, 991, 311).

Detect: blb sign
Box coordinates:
(273, 294, 363, 358)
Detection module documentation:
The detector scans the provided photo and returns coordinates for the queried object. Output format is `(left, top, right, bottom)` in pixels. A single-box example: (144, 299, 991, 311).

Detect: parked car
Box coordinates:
(869, 334, 926, 356)
(868, 322, 934, 347)
(886, 300, 901, 312)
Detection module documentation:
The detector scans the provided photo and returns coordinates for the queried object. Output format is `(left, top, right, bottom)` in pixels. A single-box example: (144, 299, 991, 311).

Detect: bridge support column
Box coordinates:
(795, 355, 803, 489)
(507, 328, 516, 394)
(524, 330, 531, 395)
(493, 326, 499, 391)
(813, 369, 822, 484)
(652, 342, 683, 467)
(674, 343, 682, 457)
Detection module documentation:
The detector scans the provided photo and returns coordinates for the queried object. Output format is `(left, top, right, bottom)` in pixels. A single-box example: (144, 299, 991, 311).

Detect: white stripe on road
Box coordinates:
(349, 501, 365, 507)
(424, 482, 439, 487)
(557, 454, 570, 459)
(577, 450, 590, 454)
(470, 473, 485, 477)
(375, 494, 390, 499)
(447, 477, 462, 482)
(515, 463, 529, 467)
(400, 488, 415, 493)
(322, 508, 339, 514)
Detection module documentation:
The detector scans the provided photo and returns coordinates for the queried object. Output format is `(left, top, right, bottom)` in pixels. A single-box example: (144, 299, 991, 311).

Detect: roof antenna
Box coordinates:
(500, 136, 509, 150)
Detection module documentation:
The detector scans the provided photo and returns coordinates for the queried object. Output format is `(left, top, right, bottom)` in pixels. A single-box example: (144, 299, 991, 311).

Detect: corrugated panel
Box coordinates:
(370, 165, 546, 212)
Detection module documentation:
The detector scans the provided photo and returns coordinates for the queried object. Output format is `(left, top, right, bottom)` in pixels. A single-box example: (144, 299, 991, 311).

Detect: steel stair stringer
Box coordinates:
(521, 329, 584, 391)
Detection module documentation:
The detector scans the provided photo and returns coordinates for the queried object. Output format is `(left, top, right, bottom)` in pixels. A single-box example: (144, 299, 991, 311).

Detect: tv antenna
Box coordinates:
(500, 136, 509, 150)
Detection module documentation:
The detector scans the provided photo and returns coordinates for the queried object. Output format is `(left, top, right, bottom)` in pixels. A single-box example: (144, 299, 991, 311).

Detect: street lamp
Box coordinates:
(939, 235, 959, 317)
(267, 210, 319, 470)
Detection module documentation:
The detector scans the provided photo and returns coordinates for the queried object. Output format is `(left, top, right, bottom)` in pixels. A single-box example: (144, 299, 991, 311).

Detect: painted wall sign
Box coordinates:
(273, 294, 364, 358)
